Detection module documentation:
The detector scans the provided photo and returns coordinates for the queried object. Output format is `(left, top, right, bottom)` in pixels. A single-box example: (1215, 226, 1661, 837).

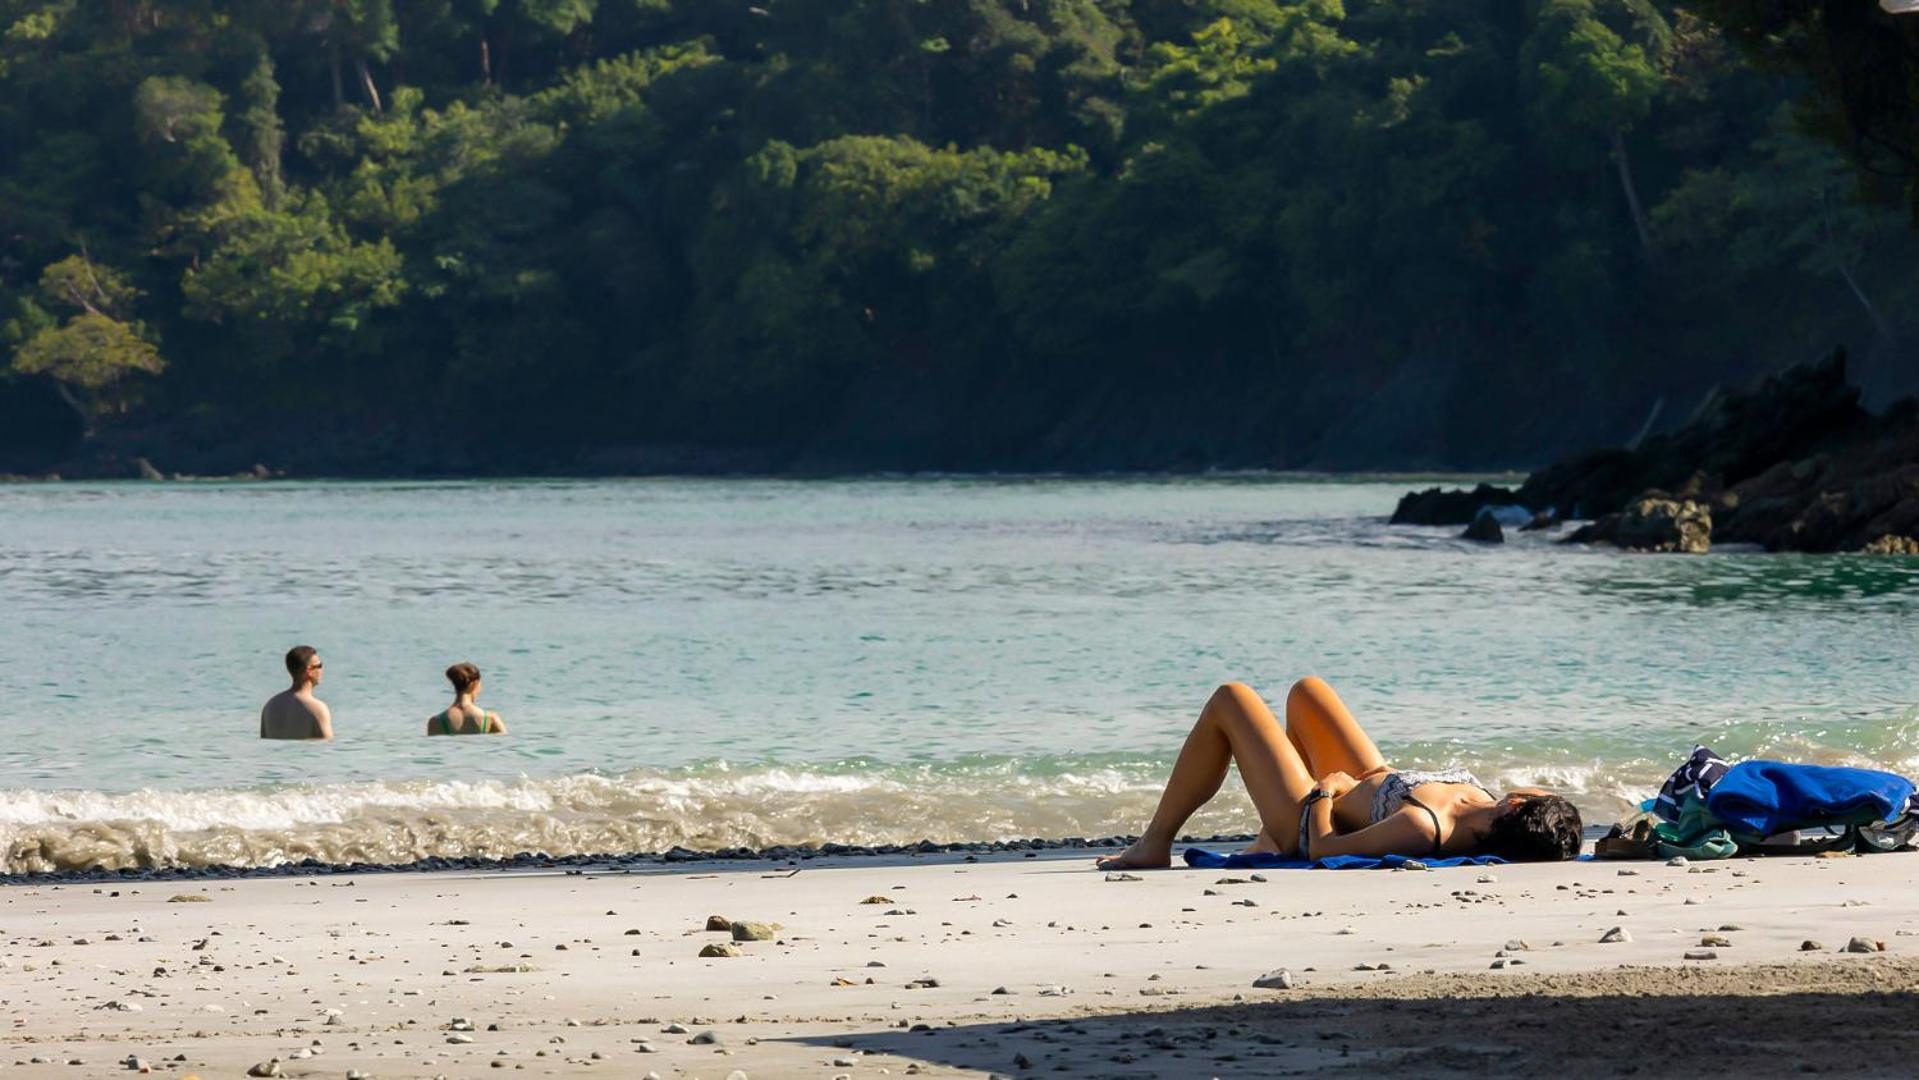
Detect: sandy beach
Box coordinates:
(2, 848, 1916, 1078)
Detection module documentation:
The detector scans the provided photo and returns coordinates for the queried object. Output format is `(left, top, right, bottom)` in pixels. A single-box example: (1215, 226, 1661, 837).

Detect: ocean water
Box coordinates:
(0, 476, 1915, 873)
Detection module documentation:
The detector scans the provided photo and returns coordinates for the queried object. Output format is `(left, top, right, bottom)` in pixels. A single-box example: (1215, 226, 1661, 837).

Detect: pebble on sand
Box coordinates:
(731, 921, 781, 942)
(1845, 937, 1885, 954)
(1599, 927, 1632, 944)
(705, 915, 733, 932)
(1801, 940, 1825, 951)
(1684, 950, 1718, 960)
(1252, 969, 1295, 990)
(699, 942, 744, 958)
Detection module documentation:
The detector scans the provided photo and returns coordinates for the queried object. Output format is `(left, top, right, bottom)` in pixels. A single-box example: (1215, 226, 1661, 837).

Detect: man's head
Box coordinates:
(285, 645, 323, 687)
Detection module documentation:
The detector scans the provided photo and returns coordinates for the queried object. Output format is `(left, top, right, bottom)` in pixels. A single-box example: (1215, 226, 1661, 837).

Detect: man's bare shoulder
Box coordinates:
(261, 691, 326, 739)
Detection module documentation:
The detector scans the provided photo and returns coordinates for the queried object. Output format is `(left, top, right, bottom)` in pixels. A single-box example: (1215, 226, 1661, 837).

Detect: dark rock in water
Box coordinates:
(1519, 511, 1557, 532)
(1461, 512, 1505, 544)
(1391, 483, 1522, 526)
(1567, 495, 1711, 553)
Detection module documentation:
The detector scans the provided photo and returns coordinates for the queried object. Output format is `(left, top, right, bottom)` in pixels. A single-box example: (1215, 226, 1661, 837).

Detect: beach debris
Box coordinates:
(1845, 937, 1885, 953)
(446, 1034, 475, 1045)
(1699, 934, 1733, 948)
(168, 894, 212, 903)
(991, 985, 1012, 995)
(123, 1057, 151, 1073)
(726, 1071, 749, 1080)
(1251, 873, 1268, 882)
(1684, 949, 1718, 960)
(1666, 856, 1688, 867)
(704, 916, 732, 932)
(730, 921, 780, 942)
(860, 896, 895, 905)
(1037, 985, 1072, 996)
(1232, 898, 1258, 907)
(1214, 877, 1249, 885)
(245, 1061, 281, 1078)
(1477, 873, 1498, 883)
(1400, 860, 1428, 871)
(449, 1018, 475, 1032)
(1252, 969, 1295, 990)
(699, 942, 743, 958)
(1617, 869, 1638, 876)
(663, 1023, 689, 1034)
(97, 1000, 142, 1012)
(689, 1029, 722, 1045)
(1801, 940, 1825, 951)
(1104, 873, 1143, 883)
(1599, 927, 1632, 944)
(906, 977, 940, 989)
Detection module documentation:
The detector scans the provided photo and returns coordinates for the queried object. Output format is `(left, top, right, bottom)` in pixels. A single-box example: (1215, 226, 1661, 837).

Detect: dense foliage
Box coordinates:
(1, 0, 1913, 473)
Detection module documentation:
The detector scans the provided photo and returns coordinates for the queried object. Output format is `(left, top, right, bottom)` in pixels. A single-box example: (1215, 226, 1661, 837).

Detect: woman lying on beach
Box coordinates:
(426, 663, 509, 736)
(1099, 679, 1582, 868)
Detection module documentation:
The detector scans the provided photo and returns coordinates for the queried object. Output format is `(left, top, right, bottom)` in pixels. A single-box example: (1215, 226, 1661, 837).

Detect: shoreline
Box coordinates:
(0, 835, 1253, 888)
(5, 847, 1916, 1077)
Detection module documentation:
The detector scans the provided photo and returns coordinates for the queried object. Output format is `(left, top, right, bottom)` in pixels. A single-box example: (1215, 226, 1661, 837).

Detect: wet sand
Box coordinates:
(2, 848, 1916, 1077)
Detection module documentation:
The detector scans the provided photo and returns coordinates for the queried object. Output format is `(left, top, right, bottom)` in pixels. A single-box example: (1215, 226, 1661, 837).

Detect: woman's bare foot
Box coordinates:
(1238, 829, 1283, 856)
(1096, 840, 1172, 870)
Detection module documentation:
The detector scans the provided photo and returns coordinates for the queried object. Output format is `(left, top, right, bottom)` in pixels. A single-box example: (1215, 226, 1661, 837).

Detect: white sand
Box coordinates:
(3, 849, 1917, 1077)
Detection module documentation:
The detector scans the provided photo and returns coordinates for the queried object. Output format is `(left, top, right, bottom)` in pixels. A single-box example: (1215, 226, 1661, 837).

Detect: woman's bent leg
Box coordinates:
(1100, 683, 1316, 869)
(1285, 676, 1388, 780)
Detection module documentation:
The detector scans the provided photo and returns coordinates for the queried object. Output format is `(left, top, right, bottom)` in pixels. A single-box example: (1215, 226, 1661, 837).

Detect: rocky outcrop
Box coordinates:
(1461, 512, 1505, 543)
(1393, 350, 1919, 554)
(1566, 496, 1712, 553)
(1517, 350, 1870, 519)
(1391, 483, 1526, 526)
(1862, 534, 1919, 555)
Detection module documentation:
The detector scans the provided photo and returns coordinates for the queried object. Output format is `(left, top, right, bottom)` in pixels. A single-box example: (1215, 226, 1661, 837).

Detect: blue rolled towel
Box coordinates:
(1704, 760, 1915, 837)
(1183, 848, 1507, 870)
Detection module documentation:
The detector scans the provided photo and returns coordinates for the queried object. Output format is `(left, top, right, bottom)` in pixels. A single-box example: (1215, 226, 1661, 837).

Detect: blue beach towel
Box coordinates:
(1183, 848, 1507, 870)
(1705, 761, 1915, 837)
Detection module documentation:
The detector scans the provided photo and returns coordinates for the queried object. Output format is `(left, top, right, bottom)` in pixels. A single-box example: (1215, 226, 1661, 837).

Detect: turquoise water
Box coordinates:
(1, 477, 1915, 872)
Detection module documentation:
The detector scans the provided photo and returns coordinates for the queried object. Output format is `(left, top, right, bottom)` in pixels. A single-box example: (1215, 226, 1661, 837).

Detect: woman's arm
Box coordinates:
(488, 712, 507, 734)
(1307, 806, 1439, 859)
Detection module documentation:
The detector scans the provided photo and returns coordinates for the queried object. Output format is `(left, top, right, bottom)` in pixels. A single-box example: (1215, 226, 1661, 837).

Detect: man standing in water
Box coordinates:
(260, 645, 334, 740)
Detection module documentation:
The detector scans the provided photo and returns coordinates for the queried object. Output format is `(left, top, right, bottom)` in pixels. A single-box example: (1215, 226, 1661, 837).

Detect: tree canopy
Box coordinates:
(0, 0, 1913, 473)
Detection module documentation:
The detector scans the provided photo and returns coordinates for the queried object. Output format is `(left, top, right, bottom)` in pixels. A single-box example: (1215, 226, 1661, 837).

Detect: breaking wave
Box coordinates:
(4, 721, 1914, 874)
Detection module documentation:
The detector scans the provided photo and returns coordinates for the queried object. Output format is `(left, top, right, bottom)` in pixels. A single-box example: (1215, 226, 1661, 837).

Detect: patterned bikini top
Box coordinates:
(1370, 768, 1493, 824)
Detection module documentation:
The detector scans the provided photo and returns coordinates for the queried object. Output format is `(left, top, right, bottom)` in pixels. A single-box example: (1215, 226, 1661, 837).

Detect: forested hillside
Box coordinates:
(1, 1, 1913, 475)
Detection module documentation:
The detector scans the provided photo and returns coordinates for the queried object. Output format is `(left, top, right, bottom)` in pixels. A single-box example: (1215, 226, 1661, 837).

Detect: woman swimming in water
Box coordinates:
(1098, 678, 1581, 868)
(426, 663, 509, 736)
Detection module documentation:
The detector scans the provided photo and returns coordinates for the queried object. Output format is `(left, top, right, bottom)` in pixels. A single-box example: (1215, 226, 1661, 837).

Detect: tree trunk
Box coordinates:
(480, 38, 492, 85)
(356, 55, 383, 113)
(1609, 126, 1653, 256)
(1834, 258, 1894, 344)
(329, 42, 344, 109)
(46, 378, 94, 440)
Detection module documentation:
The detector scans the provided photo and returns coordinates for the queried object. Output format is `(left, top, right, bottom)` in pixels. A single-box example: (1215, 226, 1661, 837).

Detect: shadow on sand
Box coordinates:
(788, 958, 1919, 1077)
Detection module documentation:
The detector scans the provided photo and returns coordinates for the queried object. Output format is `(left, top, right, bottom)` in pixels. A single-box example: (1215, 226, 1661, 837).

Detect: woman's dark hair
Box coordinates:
(1483, 794, 1583, 861)
(445, 663, 481, 694)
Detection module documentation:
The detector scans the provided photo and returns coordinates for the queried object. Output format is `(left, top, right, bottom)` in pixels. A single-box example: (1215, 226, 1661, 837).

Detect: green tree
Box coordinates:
(9, 255, 164, 431)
